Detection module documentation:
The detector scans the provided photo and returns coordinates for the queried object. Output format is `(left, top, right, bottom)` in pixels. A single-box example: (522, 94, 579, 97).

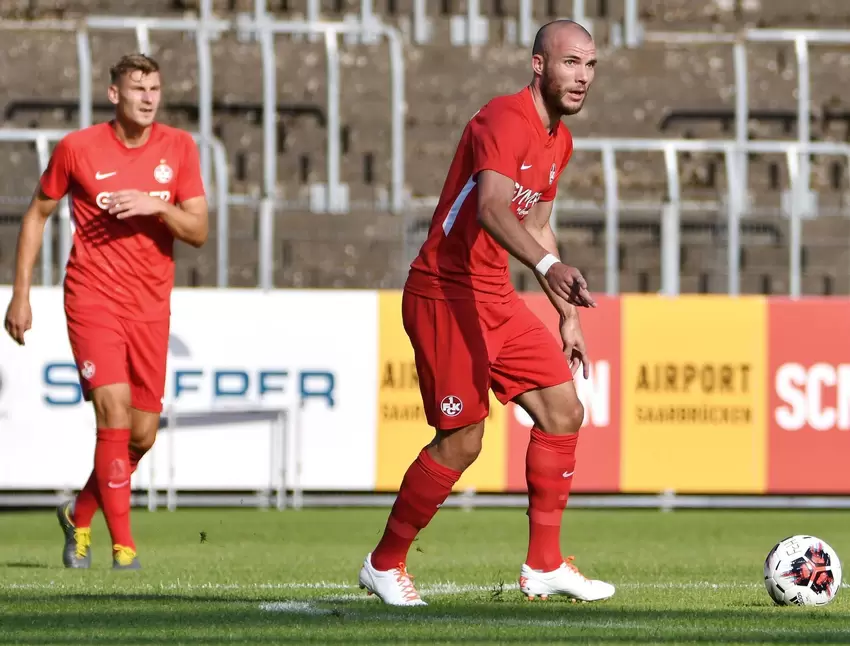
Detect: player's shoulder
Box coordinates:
(59, 122, 111, 149)
(155, 122, 195, 146)
(473, 91, 529, 127)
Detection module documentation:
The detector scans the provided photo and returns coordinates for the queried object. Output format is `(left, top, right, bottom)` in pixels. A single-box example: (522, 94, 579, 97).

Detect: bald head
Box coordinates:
(529, 19, 596, 119)
(532, 19, 593, 57)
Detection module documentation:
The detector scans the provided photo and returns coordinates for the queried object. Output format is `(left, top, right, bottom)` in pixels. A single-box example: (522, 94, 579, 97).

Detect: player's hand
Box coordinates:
(108, 190, 164, 219)
(4, 293, 32, 346)
(560, 313, 590, 379)
(546, 263, 596, 308)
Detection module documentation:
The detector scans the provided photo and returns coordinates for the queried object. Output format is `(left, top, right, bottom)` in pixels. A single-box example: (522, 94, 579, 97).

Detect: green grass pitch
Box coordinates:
(1, 507, 849, 644)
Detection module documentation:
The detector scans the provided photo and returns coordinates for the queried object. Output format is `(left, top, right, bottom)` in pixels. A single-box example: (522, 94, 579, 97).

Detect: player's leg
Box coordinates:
(369, 420, 484, 563)
(110, 316, 169, 569)
(359, 294, 490, 606)
(89, 383, 138, 569)
(58, 311, 130, 568)
(129, 407, 159, 474)
(516, 381, 583, 575)
(491, 305, 614, 601)
(69, 407, 158, 532)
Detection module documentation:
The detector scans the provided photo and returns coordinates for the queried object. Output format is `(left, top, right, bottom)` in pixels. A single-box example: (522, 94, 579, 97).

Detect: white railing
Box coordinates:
(577, 138, 850, 298)
(2, 6, 847, 297)
(0, 4, 406, 291)
(149, 407, 300, 511)
(239, 7, 406, 289)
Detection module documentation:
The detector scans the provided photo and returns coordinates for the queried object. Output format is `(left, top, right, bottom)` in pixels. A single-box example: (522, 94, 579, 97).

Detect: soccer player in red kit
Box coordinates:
(3, 54, 207, 569)
(358, 21, 615, 605)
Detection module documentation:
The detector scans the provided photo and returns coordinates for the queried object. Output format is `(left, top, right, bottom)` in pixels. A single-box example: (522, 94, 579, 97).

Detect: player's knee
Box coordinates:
(130, 413, 160, 453)
(433, 423, 484, 472)
(91, 386, 132, 429)
(453, 433, 483, 471)
(130, 430, 157, 454)
(539, 400, 584, 435)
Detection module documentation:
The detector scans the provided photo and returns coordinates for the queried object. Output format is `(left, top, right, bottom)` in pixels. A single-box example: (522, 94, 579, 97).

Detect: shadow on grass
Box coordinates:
(2, 595, 850, 644)
(0, 561, 50, 569)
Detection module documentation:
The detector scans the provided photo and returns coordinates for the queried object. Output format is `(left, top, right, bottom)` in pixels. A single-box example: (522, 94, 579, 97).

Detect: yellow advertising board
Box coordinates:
(621, 295, 767, 493)
(375, 292, 507, 492)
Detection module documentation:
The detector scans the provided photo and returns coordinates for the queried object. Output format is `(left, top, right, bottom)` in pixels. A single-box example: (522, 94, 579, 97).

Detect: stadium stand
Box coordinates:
(1, 0, 848, 295)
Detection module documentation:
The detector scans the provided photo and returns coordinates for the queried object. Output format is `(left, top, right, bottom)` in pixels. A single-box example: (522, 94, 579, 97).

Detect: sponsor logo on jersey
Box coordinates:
(512, 183, 543, 218)
(95, 191, 171, 210)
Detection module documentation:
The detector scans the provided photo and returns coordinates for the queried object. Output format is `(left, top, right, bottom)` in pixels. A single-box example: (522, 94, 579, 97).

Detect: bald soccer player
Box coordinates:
(357, 20, 615, 606)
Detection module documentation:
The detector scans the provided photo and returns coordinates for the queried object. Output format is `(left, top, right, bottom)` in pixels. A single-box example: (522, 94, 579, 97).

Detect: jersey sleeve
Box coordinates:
(39, 136, 75, 200)
(469, 107, 529, 181)
(174, 133, 206, 203)
(541, 131, 574, 202)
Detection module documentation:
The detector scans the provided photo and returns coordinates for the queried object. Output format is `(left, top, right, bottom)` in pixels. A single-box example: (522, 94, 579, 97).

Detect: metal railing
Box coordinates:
(637, 29, 850, 246)
(241, 6, 406, 289)
(0, 129, 230, 287)
(0, 7, 406, 290)
(2, 8, 847, 297)
(0, 4, 229, 193)
(151, 407, 298, 511)
(574, 138, 850, 298)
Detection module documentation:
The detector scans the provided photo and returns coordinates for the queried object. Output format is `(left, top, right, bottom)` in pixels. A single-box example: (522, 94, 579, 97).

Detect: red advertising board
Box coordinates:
(505, 294, 621, 492)
(768, 298, 850, 493)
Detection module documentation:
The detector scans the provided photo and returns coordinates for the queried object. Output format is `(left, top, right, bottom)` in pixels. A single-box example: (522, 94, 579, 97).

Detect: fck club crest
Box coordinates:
(154, 159, 173, 184)
(441, 395, 463, 418)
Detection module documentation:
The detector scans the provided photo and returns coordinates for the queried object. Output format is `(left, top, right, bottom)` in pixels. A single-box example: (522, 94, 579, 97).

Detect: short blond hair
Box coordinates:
(109, 53, 160, 84)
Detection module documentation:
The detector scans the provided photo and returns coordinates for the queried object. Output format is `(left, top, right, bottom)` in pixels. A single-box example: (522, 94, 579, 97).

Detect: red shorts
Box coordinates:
(65, 306, 169, 413)
(402, 291, 572, 430)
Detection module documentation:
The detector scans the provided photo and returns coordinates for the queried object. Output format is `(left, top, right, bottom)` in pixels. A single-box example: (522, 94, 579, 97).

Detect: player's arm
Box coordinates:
(525, 198, 591, 378)
(155, 197, 209, 248)
(109, 134, 208, 247)
(109, 193, 208, 248)
(523, 199, 577, 321)
(4, 187, 60, 345)
(476, 171, 594, 307)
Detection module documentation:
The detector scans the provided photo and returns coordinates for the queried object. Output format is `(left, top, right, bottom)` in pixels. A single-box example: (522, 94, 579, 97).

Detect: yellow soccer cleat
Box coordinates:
(112, 544, 141, 570)
(56, 501, 92, 569)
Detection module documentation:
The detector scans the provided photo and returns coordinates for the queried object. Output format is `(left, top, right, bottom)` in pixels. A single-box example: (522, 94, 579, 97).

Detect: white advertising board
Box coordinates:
(0, 287, 378, 491)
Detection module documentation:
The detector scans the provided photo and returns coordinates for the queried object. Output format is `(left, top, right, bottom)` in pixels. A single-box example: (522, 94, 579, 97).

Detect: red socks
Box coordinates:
(371, 449, 461, 571)
(525, 428, 578, 572)
(91, 428, 135, 549)
(371, 431, 576, 573)
(74, 446, 145, 529)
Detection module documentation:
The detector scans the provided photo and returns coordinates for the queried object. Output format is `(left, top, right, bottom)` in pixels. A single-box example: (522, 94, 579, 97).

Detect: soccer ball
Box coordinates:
(763, 535, 842, 606)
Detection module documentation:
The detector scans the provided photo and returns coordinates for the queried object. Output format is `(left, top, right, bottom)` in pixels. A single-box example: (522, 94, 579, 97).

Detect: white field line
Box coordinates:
(257, 601, 644, 629)
(6, 580, 837, 593)
(259, 601, 334, 615)
(256, 601, 850, 635)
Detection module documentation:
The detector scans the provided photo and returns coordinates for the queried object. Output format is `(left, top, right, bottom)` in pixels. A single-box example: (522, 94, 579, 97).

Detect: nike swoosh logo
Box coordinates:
(521, 163, 532, 170)
(562, 470, 574, 478)
(96, 171, 116, 180)
(107, 479, 130, 488)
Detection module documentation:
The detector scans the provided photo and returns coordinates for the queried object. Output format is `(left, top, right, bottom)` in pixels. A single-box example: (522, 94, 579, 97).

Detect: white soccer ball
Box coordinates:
(763, 535, 842, 606)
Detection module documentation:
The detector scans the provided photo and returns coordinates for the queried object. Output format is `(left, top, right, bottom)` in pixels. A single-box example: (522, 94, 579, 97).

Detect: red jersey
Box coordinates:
(40, 121, 205, 321)
(406, 87, 573, 302)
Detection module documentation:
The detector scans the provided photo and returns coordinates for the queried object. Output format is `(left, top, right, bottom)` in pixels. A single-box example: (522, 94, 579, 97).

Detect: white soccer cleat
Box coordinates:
(358, 553, 428, 606)
(519, 556, 615, 602)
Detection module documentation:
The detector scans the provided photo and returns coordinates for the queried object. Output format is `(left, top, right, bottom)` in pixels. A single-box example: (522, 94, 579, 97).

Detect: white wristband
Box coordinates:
(535, 253, 559, 276)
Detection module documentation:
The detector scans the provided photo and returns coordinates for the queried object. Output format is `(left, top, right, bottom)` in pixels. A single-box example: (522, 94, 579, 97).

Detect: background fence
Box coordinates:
(2, 1, 850, 297)
(2, 1, 850, 507)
